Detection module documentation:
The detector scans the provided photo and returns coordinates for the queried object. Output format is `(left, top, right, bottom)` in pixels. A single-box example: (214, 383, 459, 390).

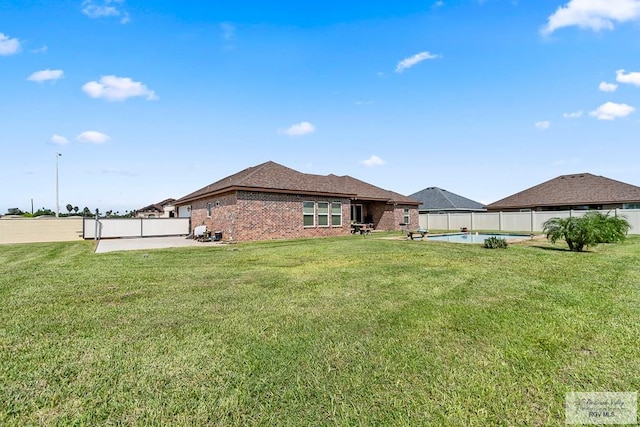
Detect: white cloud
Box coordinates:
(563, 110, 583, 118)
(360, 155, 386, 167)
(598, 81, 618, 92)
(279, 121, 316, 137)
(395, 51, 441, 73)
(31, 45, 48, 54)
(589, 101, 635, 120)
(51, 134, 69, 145)
(354, 100, 374, 105)
(77, 131, 111, 144)
(535, 120, 551, 129)
(82, 75, 158, 101)
(541, 0, 640, 35)
(0, 32, 21, 56)
(27, 69, 64, 83)
(220, 22, 235, 40)
(82, 0, 130, 24)
(616, 69, 640, 86)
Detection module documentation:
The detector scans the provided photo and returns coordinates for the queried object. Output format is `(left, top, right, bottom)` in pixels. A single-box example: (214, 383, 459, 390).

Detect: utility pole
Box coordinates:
(55, 152, 62, 217)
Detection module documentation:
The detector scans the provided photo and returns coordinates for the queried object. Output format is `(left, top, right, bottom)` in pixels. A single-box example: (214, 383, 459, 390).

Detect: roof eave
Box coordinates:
(175, 185, 357, 205)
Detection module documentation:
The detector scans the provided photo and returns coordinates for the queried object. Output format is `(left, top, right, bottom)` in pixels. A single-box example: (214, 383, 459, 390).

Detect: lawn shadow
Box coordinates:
(530, 244, 599, 253)
(531, 245, 570, 252)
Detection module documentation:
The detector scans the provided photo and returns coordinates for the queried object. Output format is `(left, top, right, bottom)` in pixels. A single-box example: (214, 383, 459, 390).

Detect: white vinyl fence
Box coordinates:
(420, 209, 640, 235)
(83, 217, 190, 239)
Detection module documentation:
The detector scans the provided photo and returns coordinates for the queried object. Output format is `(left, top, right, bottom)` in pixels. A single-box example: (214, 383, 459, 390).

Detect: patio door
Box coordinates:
(351, 204, 363, 223)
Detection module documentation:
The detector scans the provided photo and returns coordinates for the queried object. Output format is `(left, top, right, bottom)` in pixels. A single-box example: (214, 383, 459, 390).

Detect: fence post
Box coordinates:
(471, 212, 474, 231)
(447, 213, 450, 231)
(140, 217, 144, 238)
(531, 210, 534, 233)
(94, 209, 100, 241)
(499, 211, 503, 231)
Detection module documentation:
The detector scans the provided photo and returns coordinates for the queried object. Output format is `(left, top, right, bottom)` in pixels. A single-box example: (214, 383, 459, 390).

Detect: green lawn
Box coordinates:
(1, 235, 639, 425)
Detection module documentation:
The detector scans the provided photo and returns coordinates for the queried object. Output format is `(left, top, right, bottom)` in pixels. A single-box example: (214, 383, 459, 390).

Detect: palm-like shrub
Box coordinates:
(588, 211, 630, 243)
(542, 211, 630, 252)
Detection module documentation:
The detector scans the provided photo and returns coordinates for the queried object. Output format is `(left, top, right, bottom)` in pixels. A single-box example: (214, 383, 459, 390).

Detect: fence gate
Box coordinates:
(83, 218, 190, 239)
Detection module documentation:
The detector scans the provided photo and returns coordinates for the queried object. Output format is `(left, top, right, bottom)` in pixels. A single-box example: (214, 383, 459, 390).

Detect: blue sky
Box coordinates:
(1, 0, 639, 214)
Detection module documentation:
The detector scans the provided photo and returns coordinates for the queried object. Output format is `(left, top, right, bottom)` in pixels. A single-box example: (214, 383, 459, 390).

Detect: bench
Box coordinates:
(407, 230, 428, 240)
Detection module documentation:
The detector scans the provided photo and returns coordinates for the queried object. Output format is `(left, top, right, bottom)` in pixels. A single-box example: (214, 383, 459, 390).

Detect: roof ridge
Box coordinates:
(175, 161, 419, 205)
(437, 187, 458, 208)
(235, 161, 277, 185)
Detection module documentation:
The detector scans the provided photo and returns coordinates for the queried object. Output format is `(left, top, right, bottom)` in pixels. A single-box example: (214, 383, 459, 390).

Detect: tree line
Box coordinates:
(4, 205, 133, 218)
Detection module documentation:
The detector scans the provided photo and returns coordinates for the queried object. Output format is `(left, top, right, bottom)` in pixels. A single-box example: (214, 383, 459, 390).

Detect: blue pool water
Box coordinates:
(427, 233, 530, 243)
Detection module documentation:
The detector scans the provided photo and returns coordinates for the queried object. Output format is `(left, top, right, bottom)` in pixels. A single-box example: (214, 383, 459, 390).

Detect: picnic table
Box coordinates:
(351, 223, 373, 235)
(407, 229, 428, 240)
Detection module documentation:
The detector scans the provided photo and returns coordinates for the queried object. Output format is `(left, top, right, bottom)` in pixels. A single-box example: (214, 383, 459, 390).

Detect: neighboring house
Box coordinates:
(173, 161, 420, 241)
(409, 187, 486, 213)
(132, 198, 176, 218)
(487, 173, 640, 212)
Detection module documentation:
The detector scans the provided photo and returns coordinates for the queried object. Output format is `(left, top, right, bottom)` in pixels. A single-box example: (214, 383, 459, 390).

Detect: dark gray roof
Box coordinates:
(409, 187, 486, 212)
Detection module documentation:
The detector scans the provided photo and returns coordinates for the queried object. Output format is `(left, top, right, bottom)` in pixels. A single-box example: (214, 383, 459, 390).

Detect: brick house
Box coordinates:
(132, 198, 176, 218)
(173, 161, 420, 241)
(487, 173, 640, 212)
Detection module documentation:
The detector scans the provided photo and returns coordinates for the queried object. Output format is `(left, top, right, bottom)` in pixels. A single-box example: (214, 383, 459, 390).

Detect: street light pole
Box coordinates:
(55, 152, 62, 217)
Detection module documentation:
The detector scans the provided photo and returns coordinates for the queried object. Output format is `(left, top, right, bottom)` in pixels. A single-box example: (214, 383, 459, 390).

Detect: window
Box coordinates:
(403, 208, 410, 224)
(317, 202, 329, 226)
(331, 202, 342, 226)
(207, 202, 212, 217)
(624, 203, 640, 209)
(303, 201, 315, 227)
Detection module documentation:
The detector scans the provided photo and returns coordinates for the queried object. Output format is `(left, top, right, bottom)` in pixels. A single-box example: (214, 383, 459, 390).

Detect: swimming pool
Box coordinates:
(427, 233, 531, 244)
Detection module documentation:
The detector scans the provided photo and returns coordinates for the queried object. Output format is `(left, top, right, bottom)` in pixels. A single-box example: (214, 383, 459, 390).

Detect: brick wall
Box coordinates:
(369, 203, 419, 231)
(187, 191, 418, 241)
(190, 191, 352, 241)
(235, 192, 351, 241)
(189, 192, 238, 240)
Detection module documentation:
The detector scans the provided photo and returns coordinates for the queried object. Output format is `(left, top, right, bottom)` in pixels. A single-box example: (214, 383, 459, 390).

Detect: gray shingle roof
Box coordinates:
(487, 173, 640, 210)
(409, 187, 485, 212)
(176, 161, 419, 205)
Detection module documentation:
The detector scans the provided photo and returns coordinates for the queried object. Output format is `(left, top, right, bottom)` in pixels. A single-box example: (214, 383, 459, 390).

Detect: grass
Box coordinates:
(1, 235, 639, 425)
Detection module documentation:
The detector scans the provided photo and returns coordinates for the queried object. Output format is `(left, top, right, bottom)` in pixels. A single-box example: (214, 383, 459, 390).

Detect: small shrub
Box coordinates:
(484, 236, 508, 249)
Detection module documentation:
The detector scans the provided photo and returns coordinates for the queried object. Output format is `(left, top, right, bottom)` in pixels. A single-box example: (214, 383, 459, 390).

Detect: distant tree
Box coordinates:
(66, 204, 73, 214)
(33, 208, 55, 217)
(543, 211, 630, 252)
(82, 207, 91, 217)
(73, 206, 79, 214)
